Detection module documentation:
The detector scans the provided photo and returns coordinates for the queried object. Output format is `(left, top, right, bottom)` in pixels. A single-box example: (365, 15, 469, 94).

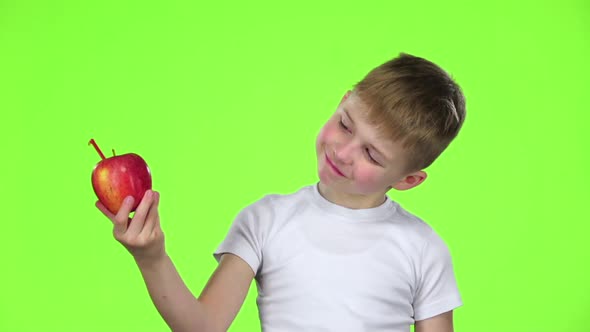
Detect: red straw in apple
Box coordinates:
(88, 139, 106, 160)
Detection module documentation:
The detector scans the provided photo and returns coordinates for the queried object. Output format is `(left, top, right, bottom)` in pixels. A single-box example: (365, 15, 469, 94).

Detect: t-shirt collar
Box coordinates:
(310, 182, 398, 222)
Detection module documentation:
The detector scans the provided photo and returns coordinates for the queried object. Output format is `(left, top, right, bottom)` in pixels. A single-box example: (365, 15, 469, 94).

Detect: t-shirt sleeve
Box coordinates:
(213, 198, 269, 276)
(412, 229, 463, 321)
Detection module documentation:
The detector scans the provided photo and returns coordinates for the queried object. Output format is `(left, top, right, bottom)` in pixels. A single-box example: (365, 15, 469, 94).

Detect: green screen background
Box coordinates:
(1, 0, 588, 331)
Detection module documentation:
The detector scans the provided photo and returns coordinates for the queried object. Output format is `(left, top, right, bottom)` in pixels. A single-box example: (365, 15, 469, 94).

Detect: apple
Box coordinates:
(89, 139, 152, 214)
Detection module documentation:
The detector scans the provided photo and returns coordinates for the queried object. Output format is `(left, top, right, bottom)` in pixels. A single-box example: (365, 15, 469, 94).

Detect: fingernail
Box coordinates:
(125, 196, 134, 204)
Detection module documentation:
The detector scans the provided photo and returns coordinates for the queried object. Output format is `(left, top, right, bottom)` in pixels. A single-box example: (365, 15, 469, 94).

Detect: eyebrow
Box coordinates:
(342, 108, 391, 162)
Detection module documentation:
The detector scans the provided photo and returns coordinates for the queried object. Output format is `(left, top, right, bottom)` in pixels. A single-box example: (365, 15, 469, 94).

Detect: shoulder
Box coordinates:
(234, 185, 315, 233)
(393, 205, 462, 320)
(240, 185, 315, 221)
(392, 203, 444, 246)
(387, 202, 456, 271)
(392, 205, 457, 286)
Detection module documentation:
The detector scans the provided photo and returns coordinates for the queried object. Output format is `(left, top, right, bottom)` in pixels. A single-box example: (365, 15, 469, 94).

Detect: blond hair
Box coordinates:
(354, 53, 466, 173)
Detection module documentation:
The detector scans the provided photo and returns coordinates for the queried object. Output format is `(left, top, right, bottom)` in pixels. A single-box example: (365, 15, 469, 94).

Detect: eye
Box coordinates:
(366, 148, 380, 165)
(339, 119, 350, 132)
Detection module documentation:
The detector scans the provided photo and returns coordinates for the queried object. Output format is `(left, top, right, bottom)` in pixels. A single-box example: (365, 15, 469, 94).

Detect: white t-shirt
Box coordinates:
(214, 183, 462, 332)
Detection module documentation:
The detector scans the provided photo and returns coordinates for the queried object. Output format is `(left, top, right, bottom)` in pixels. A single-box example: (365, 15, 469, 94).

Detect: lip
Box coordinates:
(325, 153, 345, 177)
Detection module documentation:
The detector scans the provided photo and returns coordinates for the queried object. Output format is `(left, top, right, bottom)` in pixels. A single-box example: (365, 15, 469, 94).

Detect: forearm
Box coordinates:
(135, 254, 212, 332)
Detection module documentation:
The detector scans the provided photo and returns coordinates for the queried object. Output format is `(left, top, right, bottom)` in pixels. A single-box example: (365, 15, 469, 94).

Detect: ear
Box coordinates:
(341, 90, 352, 103)
(391, 171, 427, 191)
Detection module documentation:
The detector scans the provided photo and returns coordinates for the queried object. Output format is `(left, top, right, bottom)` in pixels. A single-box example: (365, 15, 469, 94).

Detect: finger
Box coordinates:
(95, 201, 116, 221)
(153, 204, 162, 236)
(141, 191, 160, 238)
(126, 190, 153, 236)
(96, 200, 133, 229)
(113, 196, 135, 235)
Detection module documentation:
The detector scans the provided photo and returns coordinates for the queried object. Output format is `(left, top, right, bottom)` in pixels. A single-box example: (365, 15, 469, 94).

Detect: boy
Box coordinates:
(96, 53, 466, 332)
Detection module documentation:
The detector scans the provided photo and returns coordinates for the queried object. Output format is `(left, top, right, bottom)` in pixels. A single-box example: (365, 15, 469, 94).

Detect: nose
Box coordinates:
(334, 141, 356, 165)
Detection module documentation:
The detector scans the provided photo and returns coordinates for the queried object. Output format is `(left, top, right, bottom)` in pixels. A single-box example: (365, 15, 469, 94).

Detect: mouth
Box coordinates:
(325, 153, 345, 177)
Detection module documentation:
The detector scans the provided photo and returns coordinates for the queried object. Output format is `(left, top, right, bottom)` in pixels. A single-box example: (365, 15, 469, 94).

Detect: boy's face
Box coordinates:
(315, 91, 426, 209)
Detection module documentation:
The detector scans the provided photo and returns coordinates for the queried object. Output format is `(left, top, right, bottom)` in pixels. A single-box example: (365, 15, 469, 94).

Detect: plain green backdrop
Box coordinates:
(1, 0, 588, 331)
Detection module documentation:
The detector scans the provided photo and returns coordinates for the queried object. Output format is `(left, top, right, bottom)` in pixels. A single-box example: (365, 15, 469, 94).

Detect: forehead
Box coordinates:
(342, 92, 387, 127)
(341, 94, 389, 139)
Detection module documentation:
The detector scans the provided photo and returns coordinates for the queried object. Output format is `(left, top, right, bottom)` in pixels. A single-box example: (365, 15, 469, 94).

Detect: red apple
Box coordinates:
(89, 139, 152, 214)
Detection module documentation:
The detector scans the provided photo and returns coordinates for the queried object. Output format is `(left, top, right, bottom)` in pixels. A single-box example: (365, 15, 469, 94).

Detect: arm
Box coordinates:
(137, 253, 254, 332)
(135, 253, 208, 331)
(96, 191, 254, 332)
(415, 310, 454, 332)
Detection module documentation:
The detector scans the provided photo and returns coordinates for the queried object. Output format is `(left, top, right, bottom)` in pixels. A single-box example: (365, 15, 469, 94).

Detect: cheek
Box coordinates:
(353, 166, 384, 190)
(316, 121, 339, 146)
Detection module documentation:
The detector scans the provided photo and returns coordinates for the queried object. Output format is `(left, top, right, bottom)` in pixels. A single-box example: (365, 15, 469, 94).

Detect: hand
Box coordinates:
(96, 189, 166, 264)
